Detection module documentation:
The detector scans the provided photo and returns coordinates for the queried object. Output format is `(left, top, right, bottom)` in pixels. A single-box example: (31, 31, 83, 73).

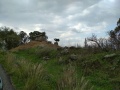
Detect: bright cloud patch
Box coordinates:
(60, 31, 75, 38)
(0, 23, 3, 27)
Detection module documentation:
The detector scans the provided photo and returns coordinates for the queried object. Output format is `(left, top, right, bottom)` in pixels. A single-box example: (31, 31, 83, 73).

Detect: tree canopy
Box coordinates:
(29, 31, 48, 41)
(0, 27, 21, 50)
(108, 18, 120, 49)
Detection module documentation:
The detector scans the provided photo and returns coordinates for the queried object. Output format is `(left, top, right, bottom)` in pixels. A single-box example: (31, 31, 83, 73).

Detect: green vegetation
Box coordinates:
(0, 46, 120, 90)
(0, 18, 120, 90)
(0, 27, 20, 50)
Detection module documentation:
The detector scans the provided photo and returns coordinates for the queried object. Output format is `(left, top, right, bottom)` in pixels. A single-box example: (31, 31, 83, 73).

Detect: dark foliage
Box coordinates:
(29, 31, 48, 41)
(108, 18, 120, 50)
(0, 27, 20, 50)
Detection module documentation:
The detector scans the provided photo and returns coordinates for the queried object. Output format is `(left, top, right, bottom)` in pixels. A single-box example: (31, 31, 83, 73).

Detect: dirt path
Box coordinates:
(0, 65, 15, 90)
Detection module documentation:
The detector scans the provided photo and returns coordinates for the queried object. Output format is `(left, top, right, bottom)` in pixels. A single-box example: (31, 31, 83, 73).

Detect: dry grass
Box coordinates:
(57, 65, 93, 90)
(4, 53, 47, 90)
(4, 53, 17, 74)
(16, 60, 47, 90)
(10, 41, 60, 52)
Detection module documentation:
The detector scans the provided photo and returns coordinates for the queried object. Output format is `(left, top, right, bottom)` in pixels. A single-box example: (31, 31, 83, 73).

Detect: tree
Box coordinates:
(84, 38, 88, 48)
(87, 34, 102, 49)
(19, 31, 27, 39)
(0, 26, 20, 50)
(117, 18, 120, 27)
(87, 34, 110, 51)
(39, 32, 48, 41)
(29, 31, 41, 40)
(54, 38, 60, 45)
(5, 34, 20, 49)
(108, 18, 120, 50)
(29, 31, 48, 41)
(18, 31, 29, 44)
(54, 38, 60, 42)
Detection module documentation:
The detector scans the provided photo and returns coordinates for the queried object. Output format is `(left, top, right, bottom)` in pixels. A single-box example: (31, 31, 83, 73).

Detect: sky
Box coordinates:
(0, 0, 120, 46)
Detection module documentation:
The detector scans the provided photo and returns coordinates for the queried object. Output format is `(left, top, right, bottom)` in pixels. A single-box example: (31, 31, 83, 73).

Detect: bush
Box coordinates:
(35, 47, 58, 58)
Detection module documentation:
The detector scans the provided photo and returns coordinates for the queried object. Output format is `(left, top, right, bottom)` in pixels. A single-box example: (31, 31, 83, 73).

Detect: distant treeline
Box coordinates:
(0, 18, 120, 50)
(0, 28, 48, 50)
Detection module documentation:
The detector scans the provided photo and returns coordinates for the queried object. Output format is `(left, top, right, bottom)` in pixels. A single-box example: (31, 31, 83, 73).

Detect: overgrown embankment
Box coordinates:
(1, 43, 120, 90)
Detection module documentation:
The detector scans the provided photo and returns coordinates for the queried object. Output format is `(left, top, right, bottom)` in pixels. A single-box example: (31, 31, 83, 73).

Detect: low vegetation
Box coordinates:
(0, 45, 120, 90)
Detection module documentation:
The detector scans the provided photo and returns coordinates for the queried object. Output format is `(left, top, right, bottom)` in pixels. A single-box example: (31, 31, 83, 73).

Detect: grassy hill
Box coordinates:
(0, 41, 120, 90)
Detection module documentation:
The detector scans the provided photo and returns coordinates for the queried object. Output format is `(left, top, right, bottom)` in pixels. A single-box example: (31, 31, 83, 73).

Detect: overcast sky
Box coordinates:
(0, 0, 120, 46)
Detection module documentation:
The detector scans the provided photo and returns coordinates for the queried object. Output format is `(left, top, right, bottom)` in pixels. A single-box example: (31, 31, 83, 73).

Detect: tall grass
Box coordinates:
(35, 46, 58, 58)
(17, 61, 45, 90)
(57, 65, 93, 90)
(4, 53, 48, 90)
(3, 53, 16, 74)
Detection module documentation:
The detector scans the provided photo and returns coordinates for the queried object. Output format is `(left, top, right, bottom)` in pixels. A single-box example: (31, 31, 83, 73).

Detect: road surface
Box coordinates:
(0, 64, 15, 90)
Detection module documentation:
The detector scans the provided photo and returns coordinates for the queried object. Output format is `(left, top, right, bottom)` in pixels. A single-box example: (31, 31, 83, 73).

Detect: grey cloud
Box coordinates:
(69, 0, 120, 27)
(0, 0, 119, 46)
(0, 0, 101, 26)
(70, 28, 82, 33)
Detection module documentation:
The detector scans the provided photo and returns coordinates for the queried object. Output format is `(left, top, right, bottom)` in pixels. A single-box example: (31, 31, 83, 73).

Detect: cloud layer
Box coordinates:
(0, 0, 120, 46)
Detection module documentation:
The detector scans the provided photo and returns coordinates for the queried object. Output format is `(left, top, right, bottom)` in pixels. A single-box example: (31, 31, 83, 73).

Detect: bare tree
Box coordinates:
(87, 34, 111, 51)
(87, 34, 102, 49)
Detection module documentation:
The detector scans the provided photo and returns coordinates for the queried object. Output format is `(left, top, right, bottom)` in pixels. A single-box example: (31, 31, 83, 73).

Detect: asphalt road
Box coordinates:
(0, 65, 15, 90)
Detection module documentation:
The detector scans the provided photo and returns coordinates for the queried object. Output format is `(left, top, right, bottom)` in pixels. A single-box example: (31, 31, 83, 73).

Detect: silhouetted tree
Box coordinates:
(108, 18, 120, 50)
(54, 38, 60, 45)
(54, 38, 60, 42)
(84, 38, 88, 48)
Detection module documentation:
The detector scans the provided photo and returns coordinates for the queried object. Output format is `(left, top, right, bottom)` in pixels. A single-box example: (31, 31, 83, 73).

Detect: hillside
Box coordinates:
(0, 41, 120, 90)
(11, 41, 60, 51)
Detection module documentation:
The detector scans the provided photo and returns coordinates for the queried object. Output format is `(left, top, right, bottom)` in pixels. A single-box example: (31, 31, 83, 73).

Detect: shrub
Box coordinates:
(35, 47, 58, 58)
